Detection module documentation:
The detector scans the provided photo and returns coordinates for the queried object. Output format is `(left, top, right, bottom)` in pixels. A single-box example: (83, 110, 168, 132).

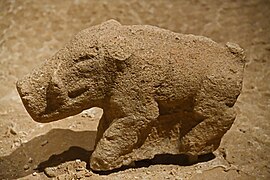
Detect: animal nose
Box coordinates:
(16, 73, 48, 122)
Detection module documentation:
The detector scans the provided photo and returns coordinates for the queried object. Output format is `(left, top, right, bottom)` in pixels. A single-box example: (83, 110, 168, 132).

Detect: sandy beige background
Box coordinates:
(0, 0, 269, 179)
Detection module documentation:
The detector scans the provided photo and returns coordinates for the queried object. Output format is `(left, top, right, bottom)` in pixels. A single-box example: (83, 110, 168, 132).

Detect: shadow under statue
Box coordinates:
(0, 125, 216, 179)
(0, 129, 95, 179)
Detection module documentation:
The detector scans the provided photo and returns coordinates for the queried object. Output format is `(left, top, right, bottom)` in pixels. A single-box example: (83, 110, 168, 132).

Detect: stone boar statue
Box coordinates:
(17, 20, 245, 171)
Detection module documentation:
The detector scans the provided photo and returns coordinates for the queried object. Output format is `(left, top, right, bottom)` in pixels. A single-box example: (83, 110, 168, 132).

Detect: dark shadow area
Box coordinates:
(37, 147, 93, 172)
(94, 153, 216, 175)
(145, 153, 215, 166)
(0, 129, 96, 179)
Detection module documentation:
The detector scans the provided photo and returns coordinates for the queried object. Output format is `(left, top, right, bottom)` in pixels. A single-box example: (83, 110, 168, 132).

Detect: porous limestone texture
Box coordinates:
(16, 20, 245, 171)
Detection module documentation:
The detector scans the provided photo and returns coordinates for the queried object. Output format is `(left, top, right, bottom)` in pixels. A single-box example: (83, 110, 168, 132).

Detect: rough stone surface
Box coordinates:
(16, 20, 245, 171)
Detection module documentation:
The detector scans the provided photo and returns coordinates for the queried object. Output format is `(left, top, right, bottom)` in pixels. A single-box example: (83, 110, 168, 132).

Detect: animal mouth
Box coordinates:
(68, 86, 88, 98)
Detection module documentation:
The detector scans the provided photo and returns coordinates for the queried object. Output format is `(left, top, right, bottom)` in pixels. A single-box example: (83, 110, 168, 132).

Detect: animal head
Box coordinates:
(17, 20, 132, 122)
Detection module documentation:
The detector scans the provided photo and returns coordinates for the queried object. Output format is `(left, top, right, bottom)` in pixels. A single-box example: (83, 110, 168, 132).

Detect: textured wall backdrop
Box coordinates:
(0, 0, 269, 179)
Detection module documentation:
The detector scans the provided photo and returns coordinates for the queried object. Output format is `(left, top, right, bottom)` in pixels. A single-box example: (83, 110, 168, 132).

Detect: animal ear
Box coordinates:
(106, 36, 133, 61)
(226, 42, 245, 61)
(101, 19, 121, 27)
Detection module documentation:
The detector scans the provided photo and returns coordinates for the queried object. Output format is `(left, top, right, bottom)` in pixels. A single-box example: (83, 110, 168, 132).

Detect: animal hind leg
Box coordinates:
(180, 78, 237, 158)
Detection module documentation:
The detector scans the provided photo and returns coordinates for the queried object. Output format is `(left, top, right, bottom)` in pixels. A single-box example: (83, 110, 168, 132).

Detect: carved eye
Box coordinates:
(74, 54, 95, 63)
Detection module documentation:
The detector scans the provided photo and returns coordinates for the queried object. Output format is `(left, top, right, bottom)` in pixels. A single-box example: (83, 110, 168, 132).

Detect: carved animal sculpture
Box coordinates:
(17, 20, 245, 171)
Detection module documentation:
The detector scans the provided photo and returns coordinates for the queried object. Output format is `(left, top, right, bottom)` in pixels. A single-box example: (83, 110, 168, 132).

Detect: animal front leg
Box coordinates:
(94, 114, 109, 148)
(90, 83, 159, 171)
(90, 115, 152, 171)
